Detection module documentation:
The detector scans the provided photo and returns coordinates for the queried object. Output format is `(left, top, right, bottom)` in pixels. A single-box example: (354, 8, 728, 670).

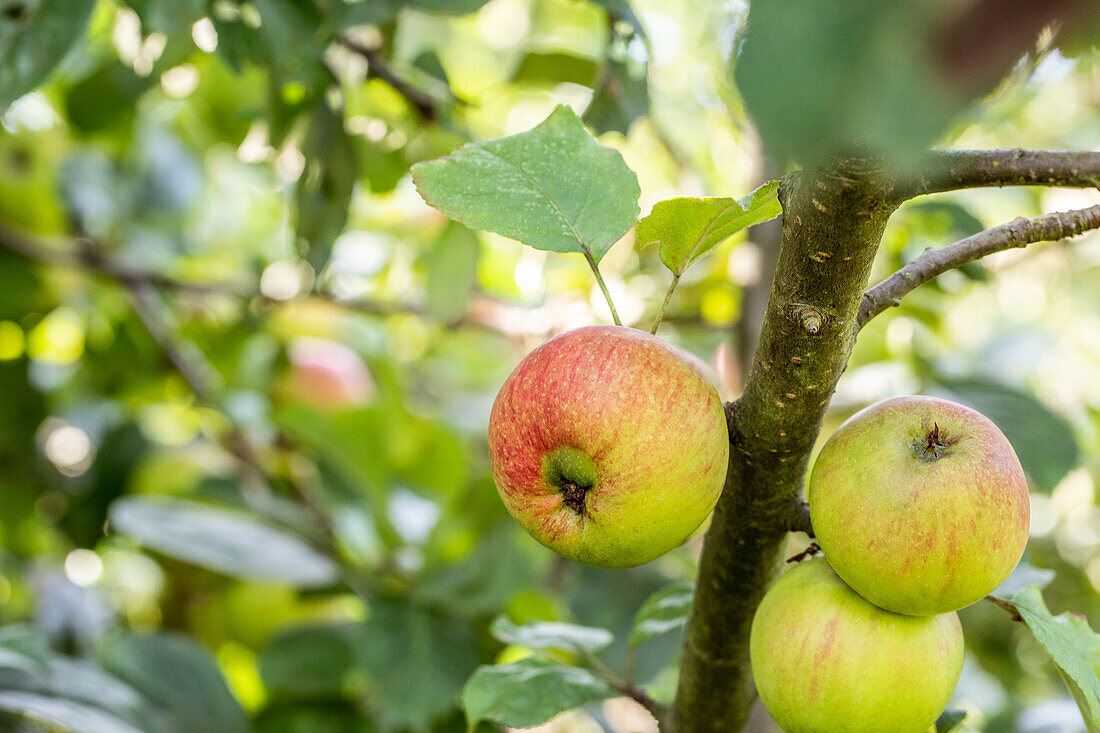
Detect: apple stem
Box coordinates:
(584, 250, 623, 326)
(651, 272, 680, 334)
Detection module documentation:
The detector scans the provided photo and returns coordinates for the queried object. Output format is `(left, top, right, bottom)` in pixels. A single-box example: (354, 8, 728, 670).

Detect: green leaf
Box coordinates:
(583, 39, 649, 135)
(490, 617, 613, 656)
(297, 102, 358, 272)
(630, 581, 694, 647)
(109, 496, 339, 587)
(425, 223, 480, 323)
(933, 377, 1080, 493)
(636, 182, 780, 276)
(462, 658, 614, 728)
(1012, 586, 1100, 731)
(412, 105, 640, 264)
(101, 633, 249, 733)
(359, 599, 479, 731)
(512, 52, 599, 87)
(0, 691, 146, 733)
(0, 0, 97, 108)
(259, 624, 358, 699)
(935, 709, 967, 733)
(0, 625, 50, 684)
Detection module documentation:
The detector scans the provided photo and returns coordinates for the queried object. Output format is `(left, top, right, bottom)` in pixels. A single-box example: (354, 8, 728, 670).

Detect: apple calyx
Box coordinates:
(543, 446, 598, 516)
(913, 422, 960, 462)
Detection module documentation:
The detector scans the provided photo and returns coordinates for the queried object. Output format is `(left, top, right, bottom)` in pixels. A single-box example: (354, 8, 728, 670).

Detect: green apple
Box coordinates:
(750, 557, 964, 733)
(808, 395, 1030, 616)
(487, 325, 729, 568)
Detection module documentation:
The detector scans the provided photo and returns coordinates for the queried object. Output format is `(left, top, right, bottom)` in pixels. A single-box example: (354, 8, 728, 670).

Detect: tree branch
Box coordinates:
(893, 149, 1100, 201)
(782, 500, 814, 536)
(856, 204, 1100, 331)
(672, 160, 897, 732)
(337, 36, 438, 122)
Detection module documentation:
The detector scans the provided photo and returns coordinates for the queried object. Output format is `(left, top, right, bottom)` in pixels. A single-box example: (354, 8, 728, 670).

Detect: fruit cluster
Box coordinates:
(751, 396, 1031, 733)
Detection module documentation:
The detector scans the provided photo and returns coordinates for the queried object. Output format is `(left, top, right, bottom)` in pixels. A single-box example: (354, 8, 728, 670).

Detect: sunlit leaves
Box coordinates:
(0, 0, 96, 108)
(637, 181, 781, 277)
(412, 105, 640, 264)
(462, 658, 614, 728)
(108, 496, 340, 587)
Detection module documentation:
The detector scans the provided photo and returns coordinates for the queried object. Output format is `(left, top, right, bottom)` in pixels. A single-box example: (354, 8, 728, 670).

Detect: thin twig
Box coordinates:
(783, 500, 814, 537)
(893, 149, 1100, 202)
(855, 204, 1100, 332)
(650, 273, 679, 333)
(337, 36, 438, 122)
(583, 250, 623, 326)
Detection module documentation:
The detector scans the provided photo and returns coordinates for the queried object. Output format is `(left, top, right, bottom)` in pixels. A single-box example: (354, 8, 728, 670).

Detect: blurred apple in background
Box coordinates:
(280, 337, 375, 411)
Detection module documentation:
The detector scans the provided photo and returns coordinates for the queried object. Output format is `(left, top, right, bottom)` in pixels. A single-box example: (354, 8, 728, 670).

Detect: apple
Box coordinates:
(750, 557, 964, 733)
(281, 337, 375, 410)
(487, 325, 729, 568)
(808, 395, 1030, 616)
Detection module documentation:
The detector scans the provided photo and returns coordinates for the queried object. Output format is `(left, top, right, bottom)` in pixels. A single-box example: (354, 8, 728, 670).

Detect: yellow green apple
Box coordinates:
(750, 557, 964, 733)
(487, 325, 729, 568)
(808, 395, 1030, 616)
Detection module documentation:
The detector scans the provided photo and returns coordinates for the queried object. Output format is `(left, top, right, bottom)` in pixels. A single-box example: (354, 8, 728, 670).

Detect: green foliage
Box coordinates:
(412, 105, 641, 264)
(629, 581, 694, 647)
(637, 182, 780, 277)
(0, 0, 97, 108)
(1011, 587, 1100, 730)
(108, 496, 340, 587)
(462, 657, 614, 728)
(490, 616, 614, 655)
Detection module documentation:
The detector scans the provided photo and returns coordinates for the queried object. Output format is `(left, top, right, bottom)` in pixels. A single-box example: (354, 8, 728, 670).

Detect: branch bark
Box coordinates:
(856, 203, 1100, 331)
(671, 160, 897, 731)
(893, 149, 1100, 201)
(337, 36, 438, 122)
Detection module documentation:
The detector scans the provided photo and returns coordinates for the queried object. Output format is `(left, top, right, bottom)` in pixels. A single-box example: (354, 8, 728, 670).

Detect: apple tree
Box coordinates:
(0, 1, 1099, 732)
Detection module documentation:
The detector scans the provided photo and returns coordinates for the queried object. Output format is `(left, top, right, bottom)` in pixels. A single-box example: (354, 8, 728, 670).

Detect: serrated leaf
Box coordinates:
(637, 181, 780, 276)
(936, 709, 967, 732)
(109, 496, 339, 587)
(490, 617, 613, 656)
(0, 0, 97, 108)
(630, 581, 694, 646)
(1012, 586, 1100, 731)
(412, 105, 640, 264)
(462, 658, 614, 728)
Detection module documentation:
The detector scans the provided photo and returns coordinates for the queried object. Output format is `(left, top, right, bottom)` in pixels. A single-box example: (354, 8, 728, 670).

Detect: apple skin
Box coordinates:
(808, 395, 1030, 616)
(750, 557, 964, 733)
(487, 325, 729, 568)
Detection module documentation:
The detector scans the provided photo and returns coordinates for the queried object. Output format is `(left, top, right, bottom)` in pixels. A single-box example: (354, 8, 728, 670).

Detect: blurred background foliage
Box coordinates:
(0, 0, 1098, 731)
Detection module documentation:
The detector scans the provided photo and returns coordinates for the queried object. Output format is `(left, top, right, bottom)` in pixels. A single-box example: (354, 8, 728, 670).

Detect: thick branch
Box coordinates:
(337, 37, 438, 122)
(894, 149, 1100, 201)
(672, 160, 896, 732)
(856, 204, 1100, 331)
